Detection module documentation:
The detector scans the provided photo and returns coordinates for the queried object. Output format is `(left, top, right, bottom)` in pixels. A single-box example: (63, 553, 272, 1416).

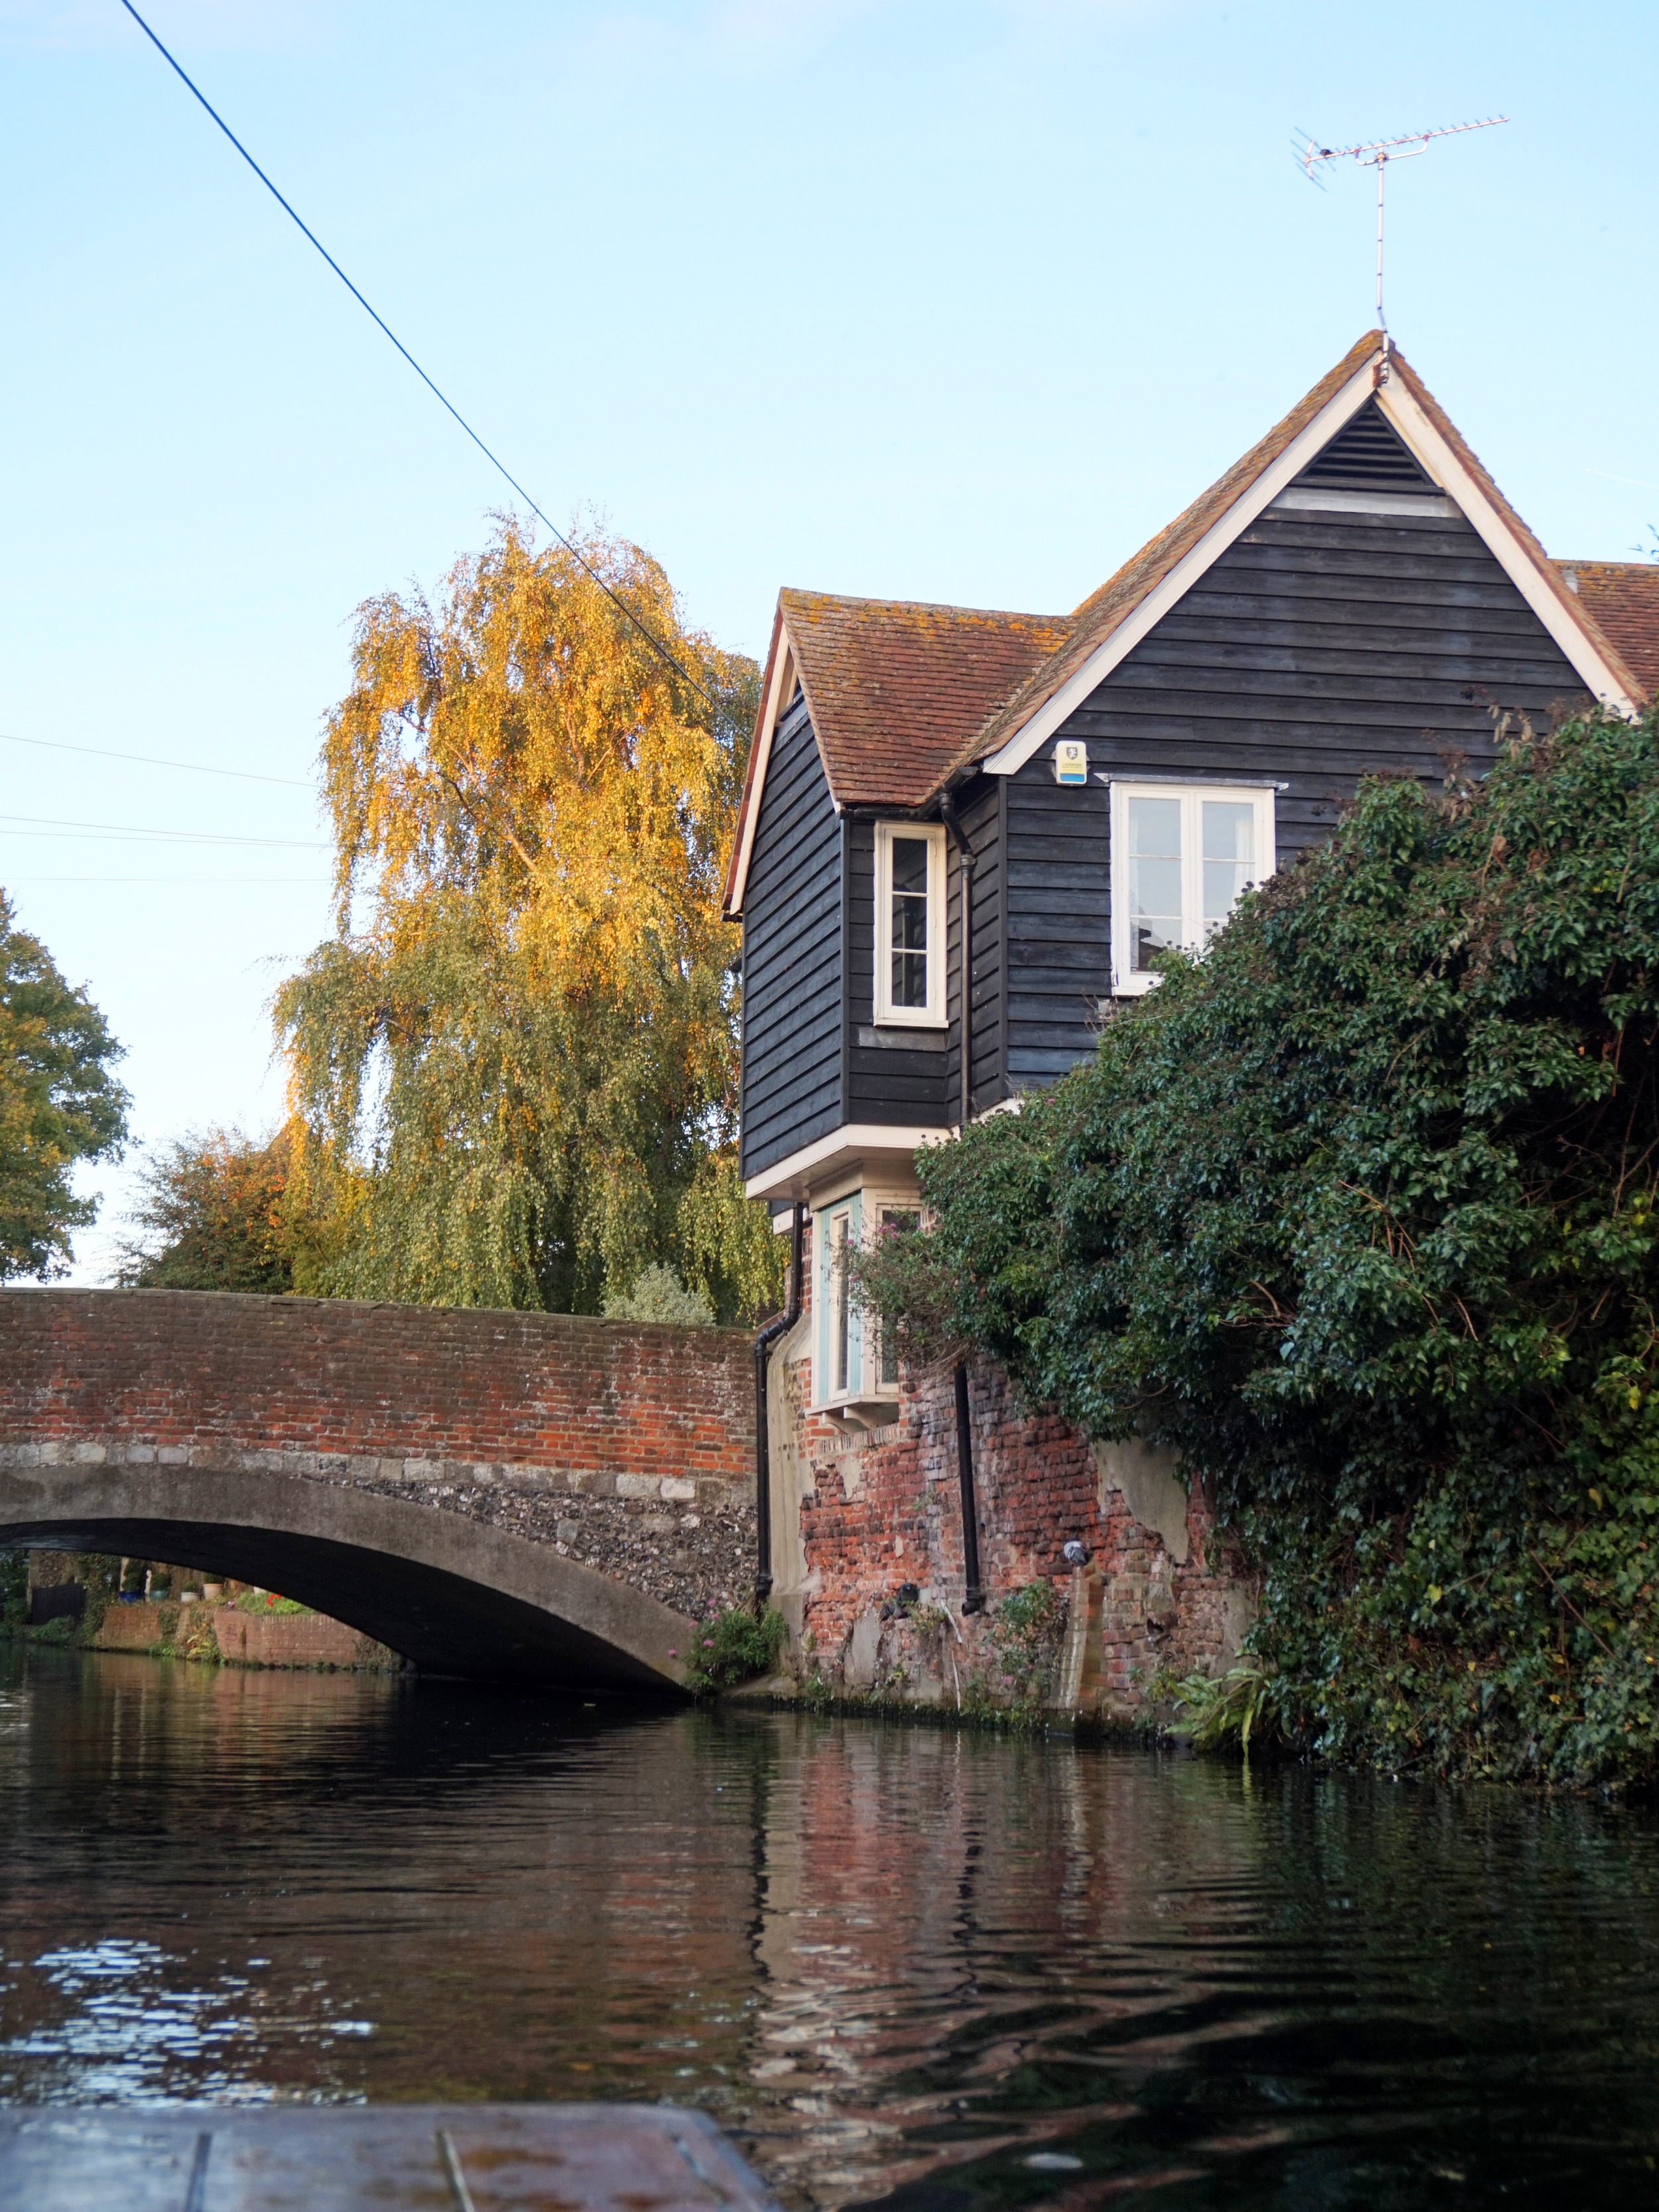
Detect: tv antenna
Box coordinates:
(1297, 116, 1508, 356)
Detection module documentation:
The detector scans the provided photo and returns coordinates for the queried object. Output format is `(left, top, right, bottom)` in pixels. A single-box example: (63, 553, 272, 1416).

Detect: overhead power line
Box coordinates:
(1, 731, 311, 788)
(117, 0, 715, 711)
(1, 812, 326, 848)
(5, 877, 328, 886)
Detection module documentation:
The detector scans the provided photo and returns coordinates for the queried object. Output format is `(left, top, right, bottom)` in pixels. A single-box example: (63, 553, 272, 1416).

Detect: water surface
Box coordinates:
(2, 1645, 1657, 2208)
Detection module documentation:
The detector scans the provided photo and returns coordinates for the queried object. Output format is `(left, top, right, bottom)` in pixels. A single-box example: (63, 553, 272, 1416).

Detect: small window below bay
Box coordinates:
(874, 822, 947, 1027)
(1111, 782, 1275, 994)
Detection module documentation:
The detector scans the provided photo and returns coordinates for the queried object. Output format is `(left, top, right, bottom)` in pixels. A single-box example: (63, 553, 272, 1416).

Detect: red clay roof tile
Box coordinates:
(779, 588, 1070, 808)
(729, 338, 1653, 913)
(1551, 561, 1659, 703)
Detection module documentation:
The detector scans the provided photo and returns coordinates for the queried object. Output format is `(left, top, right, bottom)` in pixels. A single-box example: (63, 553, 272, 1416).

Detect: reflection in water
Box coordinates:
(1, 1647, 1658, 2209)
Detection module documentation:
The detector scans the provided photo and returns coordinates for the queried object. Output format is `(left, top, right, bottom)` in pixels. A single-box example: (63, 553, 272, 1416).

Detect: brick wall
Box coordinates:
(0, 1289, 754, 1481)
(784, 1355, 1253, 1721)
(0, 1290, 760, 1619)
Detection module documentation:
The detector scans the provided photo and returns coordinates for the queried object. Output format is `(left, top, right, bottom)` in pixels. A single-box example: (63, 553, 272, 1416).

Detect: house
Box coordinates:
(724, 332, 1659, 1431)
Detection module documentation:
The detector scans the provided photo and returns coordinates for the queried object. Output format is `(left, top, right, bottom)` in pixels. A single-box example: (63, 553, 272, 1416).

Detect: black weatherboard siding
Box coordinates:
(739, 694, 843, 1179)
(1003, 767, 1110, 1086)
(847, 820, 952, 1129)
(1003, 401, 1591, 1092)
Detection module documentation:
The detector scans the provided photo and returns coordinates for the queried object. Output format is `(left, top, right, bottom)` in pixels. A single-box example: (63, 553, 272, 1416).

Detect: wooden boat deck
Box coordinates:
(0, 2102, 779, 2211)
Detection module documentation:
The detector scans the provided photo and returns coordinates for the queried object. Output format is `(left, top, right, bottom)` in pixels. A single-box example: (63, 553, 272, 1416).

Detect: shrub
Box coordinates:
(871, 709, 1659, 1787)
(1165, 1655, 1280, 1753)
(682, 1606, 786, 1693)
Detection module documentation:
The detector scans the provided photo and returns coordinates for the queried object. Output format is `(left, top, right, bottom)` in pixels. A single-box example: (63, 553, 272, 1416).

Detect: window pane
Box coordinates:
(877, 1209, 919, 1386)
(1127, 797, 1180, 856)
(1127, 798, 1183, 972)
(1202, 800, 1255, 932)
(833, 1215, 850, 1394)
(891, 836, 930, 893)
(893, 949, 928, 1006)
(889, 835, 931, 1009)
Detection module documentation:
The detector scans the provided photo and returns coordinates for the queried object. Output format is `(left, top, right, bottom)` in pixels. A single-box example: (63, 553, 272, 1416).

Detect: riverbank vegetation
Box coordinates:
(864, 709, 1659, 1789)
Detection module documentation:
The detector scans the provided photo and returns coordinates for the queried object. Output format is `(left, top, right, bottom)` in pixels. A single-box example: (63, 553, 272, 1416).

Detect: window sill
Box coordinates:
(857, 1025, 948, 1050)
(814, 1393, 901, 1434)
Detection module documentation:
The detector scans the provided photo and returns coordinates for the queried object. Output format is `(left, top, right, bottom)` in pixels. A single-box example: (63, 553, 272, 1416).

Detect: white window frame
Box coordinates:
(813, 1187, 927, 1420)
(1110, 781, 1276, 996)
(874, 821, 948, 1028)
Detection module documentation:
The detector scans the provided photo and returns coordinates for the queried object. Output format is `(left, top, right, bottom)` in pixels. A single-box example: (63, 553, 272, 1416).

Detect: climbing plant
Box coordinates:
(867, 709, 1659, 1787)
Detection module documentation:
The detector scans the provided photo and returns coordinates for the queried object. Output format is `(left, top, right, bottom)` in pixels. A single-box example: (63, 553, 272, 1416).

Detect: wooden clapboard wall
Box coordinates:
(1004, 400, 1592, 1084)
(739, 692, 843, 1179)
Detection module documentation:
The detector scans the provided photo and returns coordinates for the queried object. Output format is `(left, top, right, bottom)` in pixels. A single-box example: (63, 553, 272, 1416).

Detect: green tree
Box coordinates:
(0, 889, 127, 1280)
(867, 709, 1659, 1787)
(117, 1124, 300, 1293)
(275, 520, 780, 1322)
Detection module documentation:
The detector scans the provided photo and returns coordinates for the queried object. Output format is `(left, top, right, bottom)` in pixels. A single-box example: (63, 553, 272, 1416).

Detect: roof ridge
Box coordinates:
(780, 585, 1066, 626)
(926, 331, 1386, 791)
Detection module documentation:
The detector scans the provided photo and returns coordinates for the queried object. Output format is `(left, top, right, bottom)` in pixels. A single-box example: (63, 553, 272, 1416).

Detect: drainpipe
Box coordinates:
(939, 786, 973, 1130)
(753, 1200, 805, 1608)
(954, 1360, 985, 1615)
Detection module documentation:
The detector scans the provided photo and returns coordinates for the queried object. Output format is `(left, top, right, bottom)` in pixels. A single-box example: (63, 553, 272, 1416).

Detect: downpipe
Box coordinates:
(753, 1201, 805, 1607)
(955, 1359, 985, 1615)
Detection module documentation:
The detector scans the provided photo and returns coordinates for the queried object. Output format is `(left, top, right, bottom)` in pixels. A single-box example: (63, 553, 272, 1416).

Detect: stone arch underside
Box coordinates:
(0, 1461, 694, 1691)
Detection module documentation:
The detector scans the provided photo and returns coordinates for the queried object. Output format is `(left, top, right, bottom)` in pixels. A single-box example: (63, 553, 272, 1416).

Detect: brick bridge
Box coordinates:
(0, 1291, 757, 1690)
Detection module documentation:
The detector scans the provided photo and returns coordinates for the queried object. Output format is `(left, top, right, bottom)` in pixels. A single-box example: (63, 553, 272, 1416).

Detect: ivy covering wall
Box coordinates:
(867, 710, 1659, 1787)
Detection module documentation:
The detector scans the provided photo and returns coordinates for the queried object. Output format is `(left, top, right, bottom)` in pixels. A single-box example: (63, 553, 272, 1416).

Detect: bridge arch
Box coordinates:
(0, 1461, 690, 1688)
(0, 1290, 758, 1690)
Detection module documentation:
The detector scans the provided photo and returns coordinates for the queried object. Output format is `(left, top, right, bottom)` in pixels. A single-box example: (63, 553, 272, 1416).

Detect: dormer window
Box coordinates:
(874, 822, 946, 1027)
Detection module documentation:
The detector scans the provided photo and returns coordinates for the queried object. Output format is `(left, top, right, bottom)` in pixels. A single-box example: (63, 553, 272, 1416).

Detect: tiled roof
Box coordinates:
(1553, 562, 1659, 703)
(779, 588, 1070, 808)
(727, 337, 1654, 915)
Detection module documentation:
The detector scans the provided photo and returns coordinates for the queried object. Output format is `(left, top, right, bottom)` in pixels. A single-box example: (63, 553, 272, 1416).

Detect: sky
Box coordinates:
(3, 0, 1656, 1282)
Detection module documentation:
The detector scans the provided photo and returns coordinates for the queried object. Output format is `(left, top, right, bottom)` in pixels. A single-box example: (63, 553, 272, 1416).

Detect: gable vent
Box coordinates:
(1294, 398, 1437, 493)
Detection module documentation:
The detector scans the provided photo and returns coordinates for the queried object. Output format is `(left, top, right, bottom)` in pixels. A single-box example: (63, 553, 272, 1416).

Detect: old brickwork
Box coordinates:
(776, 1264, 1252, 1718)
(0, 1290, 758, 1620)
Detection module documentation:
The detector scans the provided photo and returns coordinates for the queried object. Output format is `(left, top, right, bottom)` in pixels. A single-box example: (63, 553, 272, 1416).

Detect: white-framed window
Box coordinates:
(814, 1190, 925, 1417)
(874, 1205, 920, 1386)
(1110, 782, 1276, 995)
(874, 822, 947, 1027)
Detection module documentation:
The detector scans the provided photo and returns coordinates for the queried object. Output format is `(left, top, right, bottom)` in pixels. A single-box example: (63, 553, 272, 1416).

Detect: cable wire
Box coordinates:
(1, 731, 310, 788)
(1, 812, 326, 847)
(117, 0, 715, 710)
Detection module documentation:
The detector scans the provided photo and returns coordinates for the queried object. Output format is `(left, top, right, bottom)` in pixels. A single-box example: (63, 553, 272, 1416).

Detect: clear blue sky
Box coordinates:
(3, 0, 1655, 1280)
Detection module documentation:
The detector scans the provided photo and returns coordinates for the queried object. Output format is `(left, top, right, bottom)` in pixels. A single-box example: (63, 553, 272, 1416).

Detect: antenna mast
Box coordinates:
(1298, 116, 1508, 358)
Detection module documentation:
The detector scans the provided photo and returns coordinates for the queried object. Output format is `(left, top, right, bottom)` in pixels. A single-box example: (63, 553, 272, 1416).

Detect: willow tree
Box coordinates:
(274, 522, 777, 1320)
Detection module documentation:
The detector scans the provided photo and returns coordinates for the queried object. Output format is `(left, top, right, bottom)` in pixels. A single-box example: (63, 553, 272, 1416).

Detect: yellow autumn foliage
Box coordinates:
(275, 520, 778, 1319)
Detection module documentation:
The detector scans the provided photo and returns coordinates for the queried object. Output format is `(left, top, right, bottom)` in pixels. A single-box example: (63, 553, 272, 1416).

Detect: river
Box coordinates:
(1, 1645, 1657, 2207)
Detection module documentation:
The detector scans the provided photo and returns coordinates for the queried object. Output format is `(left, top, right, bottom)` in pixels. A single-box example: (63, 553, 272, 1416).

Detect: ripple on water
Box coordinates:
(1, 1645, 1658, 2209)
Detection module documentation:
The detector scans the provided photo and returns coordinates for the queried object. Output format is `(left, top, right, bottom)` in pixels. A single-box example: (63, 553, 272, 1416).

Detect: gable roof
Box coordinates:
(722, 592, 1068, 914)
(969, 338, 1645, 780)
(955, 332, 1386, 779)
(725, 336, 1654, 915)
(781, 589, 1070, 806)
